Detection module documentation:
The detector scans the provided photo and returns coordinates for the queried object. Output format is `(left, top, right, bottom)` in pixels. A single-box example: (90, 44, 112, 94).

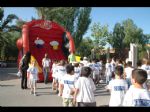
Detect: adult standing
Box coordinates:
(68, 52, 76, 64)
(20, 51, 31, 89)
(42, 53, 51, 84)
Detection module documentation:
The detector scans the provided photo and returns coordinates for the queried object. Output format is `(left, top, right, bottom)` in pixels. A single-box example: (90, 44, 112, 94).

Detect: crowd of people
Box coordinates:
(19, 51, 150, 107)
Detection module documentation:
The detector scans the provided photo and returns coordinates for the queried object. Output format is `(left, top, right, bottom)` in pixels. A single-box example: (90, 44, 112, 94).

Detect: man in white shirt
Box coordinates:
(42, 53, 51, 84)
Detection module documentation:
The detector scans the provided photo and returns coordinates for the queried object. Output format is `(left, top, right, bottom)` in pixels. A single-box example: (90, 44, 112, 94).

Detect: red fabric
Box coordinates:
(17, 20, 74, 82)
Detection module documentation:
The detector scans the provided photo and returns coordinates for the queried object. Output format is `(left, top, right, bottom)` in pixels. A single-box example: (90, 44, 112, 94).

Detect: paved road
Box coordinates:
(0, 68, 110, 107)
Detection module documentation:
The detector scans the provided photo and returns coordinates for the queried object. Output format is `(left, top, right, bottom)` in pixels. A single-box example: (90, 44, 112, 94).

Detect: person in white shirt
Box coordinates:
(107, 66, 128, 106)
(123, 69, 150, 107)
(73, 62, 81, 82)
(141, 59, 150, 91)
(90, 59, 100, 85)
(73, 66, 96, 107)
(81, 57, 89, 66)
(105, 59, 112, 85)
(56, 60, 67, 95)
(27, 60, 38, 96)
(97, 59, 103, 82)
(137, 60, 142, 69)
(111, 58, 116, 73)
(51, 60, 59, 92)
(124, 61, 134, 89)
(42, 53, 51, 84)
(59, 64, 76, 107)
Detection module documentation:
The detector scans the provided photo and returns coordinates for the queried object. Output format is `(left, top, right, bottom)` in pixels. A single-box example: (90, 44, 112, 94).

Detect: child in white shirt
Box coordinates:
(105, 59, 112, 85)
(59, 64, 76, 107)
(56, 60, 67, 94)
(107, 66, 128, 106)
(51, 60, 59, 92)
(73, 62, 81, 82)
(141, 59, 150, 91)
(73, 66, 96, 107)
(27, 60, 38, 96)
(124, 61, 134, 89)
(123, 69, 150, 107)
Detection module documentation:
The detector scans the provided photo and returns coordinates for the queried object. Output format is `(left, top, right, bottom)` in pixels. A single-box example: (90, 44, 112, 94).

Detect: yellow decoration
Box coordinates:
(75, 56, 81, 62)
(29, 55, 42, 73)
(53, 45, 58, 50)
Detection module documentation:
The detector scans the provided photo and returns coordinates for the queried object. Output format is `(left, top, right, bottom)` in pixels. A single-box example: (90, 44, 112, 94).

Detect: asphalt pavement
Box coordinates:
(0, 68, 110, 107)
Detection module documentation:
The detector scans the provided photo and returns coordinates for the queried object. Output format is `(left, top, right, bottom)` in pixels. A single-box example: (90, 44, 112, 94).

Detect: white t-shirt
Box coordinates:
(42, 58, 51, 68)
(56, 65, 66, 82)
(74, 67, 81, 81)
(111, 61, 116, 72)
(97, 61, 103, 71)
(105, 63, 112, 76)
(60, 74, 76, 98)
(90, 63, 99, 75)
(123, 85, 150, 107)
(81, 60, 88, 66)
(141, 65, 150, 79)
(27, 66, 38, 80)
(107, 79, 128, 106)
(75, 77, 96, 102)
(51, 63, 58, 78)
(124, 67, 134, 79)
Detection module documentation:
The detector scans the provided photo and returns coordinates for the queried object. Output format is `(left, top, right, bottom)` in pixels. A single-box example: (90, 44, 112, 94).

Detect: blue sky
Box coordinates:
(3, 7, 150, 47)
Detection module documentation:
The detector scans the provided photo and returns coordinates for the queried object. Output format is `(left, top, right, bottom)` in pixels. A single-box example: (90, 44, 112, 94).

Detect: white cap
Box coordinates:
(83, 57, 88, 60)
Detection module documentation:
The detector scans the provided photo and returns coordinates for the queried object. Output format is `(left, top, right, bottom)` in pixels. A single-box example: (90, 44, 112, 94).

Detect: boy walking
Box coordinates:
(123, 69, 150, 107)
(107, 66, 128, 106)
(59, 64, 76, 107)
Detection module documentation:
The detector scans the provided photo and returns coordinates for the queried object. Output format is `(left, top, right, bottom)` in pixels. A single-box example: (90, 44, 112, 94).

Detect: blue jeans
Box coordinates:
(126, 78, 131, 89)
(43, 67, 49, 84)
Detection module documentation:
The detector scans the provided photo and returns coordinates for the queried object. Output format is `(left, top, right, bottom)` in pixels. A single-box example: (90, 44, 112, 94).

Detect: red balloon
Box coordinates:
(16, 37, 23, 50)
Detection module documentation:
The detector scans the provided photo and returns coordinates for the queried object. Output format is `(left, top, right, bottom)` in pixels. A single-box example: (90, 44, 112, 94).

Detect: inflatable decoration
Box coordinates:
(34, 37, 44, 48)
(50, 41, 59, 50)
(16, 20, 75, 82)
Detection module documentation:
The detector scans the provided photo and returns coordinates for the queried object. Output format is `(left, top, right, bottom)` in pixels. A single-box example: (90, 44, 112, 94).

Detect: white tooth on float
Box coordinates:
(34, 39, 45, 45)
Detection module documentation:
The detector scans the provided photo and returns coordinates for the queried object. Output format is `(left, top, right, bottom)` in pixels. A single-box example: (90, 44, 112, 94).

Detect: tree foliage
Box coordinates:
(0, 7, 19, 60)
(76, 37, 93, 58)
(91, 22, 109, 47)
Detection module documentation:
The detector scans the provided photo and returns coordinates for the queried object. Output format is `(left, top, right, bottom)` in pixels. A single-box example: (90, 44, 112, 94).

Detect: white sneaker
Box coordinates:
(34, 93, 37, 96)
(99, 80, 103, 83)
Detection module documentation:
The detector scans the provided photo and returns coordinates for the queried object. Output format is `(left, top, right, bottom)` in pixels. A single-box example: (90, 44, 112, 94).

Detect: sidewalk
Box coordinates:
(0, 68, 110, 106)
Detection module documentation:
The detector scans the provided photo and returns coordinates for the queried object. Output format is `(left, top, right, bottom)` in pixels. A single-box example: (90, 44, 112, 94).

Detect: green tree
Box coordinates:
(35, 7, 91, 50)
(91, 22, 109, 47)
(0, 7, 18, 60)
(76, 37, 93, 58)
(108, 23, 125, 58)
(122, 19, 146, 47)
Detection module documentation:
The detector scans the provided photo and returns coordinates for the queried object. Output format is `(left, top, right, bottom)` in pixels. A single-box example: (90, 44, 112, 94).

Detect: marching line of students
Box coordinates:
(20, 52, 150, 107)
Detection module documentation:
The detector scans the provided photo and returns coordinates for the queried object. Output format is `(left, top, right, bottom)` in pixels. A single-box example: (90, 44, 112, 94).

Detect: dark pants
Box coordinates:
(77, 102, 96, 107)
(21, 70, 27, 89)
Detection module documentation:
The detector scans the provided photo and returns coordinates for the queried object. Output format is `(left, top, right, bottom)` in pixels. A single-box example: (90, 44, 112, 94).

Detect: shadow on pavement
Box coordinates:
(37, 87, 51, 89)
(37, 91, 57, 96)
(0, 84, 15, 87)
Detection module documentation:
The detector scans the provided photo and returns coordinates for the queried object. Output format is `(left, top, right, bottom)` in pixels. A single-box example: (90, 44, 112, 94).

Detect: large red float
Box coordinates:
(16, 20, 75, 82)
